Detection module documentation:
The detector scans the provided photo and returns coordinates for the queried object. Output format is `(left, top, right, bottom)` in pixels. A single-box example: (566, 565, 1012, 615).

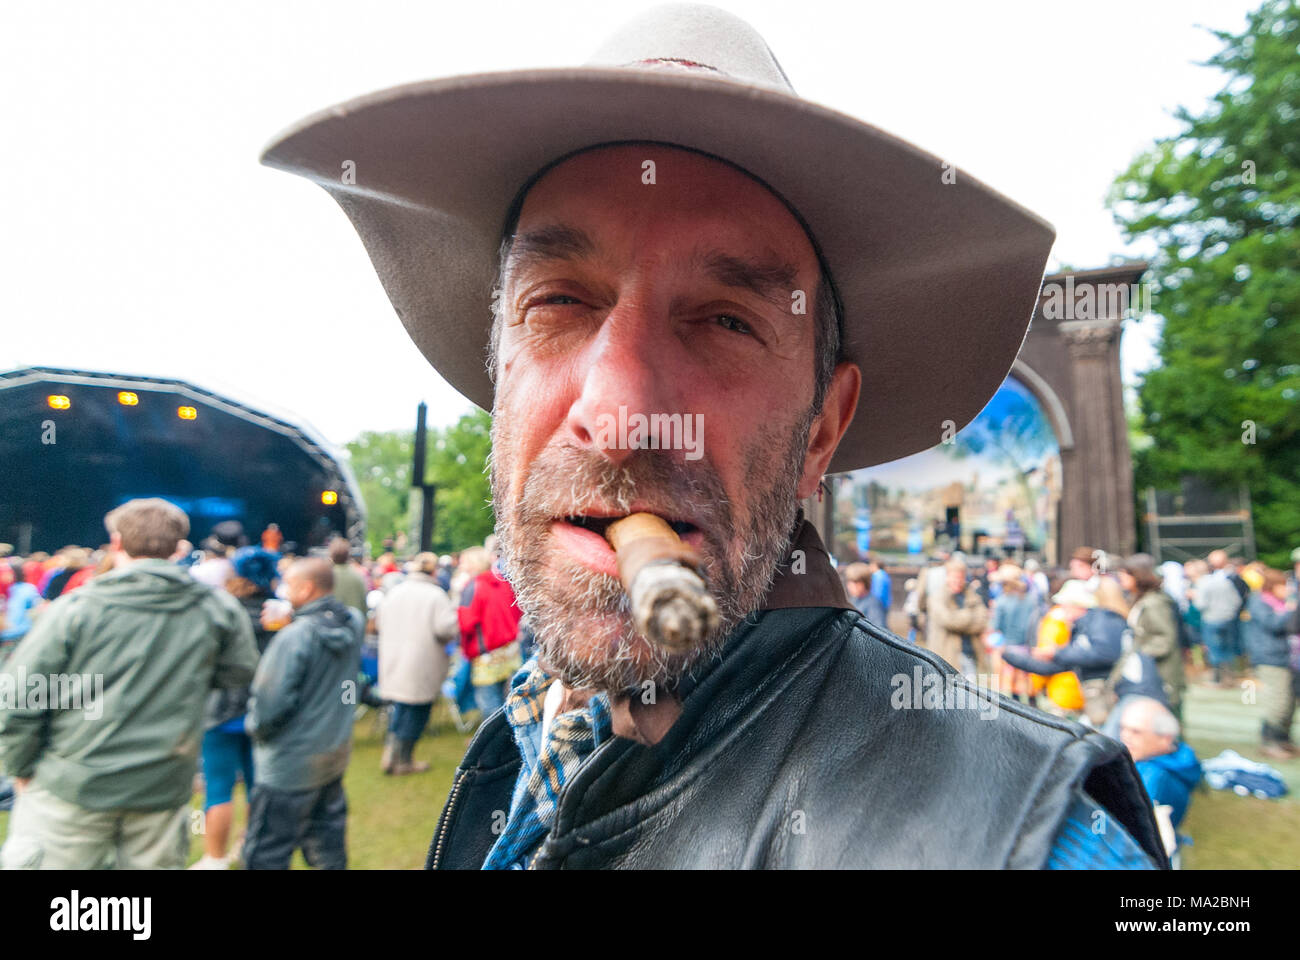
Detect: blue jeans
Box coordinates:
(474, 682, 507, 717)
(388, 701, 433, 742)
(1202, 619, 1238, 668)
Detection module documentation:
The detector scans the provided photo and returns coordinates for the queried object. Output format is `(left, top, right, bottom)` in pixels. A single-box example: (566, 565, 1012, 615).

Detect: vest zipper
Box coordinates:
(429, 768, 468, 870)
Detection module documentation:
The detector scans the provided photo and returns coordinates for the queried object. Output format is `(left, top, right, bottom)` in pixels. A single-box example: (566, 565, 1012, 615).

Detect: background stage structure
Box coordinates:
(0, 367, 365, 555)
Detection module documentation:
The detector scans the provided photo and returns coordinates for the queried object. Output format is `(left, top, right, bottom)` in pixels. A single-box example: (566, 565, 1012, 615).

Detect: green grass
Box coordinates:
(0, 703, 476, 871)
(1, 684, 1296, 868)
(1176, 680, 1300, 869)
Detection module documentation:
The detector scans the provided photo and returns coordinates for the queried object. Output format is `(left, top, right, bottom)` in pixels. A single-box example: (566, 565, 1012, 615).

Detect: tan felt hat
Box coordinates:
(261, 3, 1055, 472)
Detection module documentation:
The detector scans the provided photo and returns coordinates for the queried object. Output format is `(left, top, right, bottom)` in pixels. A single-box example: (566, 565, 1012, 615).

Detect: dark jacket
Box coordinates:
(1243, 593, 1291, 669)
(1053, 607, 1126, 682)
(1000, 607, 1130, 684)
(246, 595, 363, 791)
(427, 521, 1166, 869)
(204, 590, 274, 730)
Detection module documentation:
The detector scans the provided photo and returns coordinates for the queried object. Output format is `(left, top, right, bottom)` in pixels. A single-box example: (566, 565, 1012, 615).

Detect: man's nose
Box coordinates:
(564, 307, 679, 465)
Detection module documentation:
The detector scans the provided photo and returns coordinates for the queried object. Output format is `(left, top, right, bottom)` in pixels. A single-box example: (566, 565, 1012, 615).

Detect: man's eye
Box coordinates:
(542, 294, 581, 306)
(715, 314, 753, 336)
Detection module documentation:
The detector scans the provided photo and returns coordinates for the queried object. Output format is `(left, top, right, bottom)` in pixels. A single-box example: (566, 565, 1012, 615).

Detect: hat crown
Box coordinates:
(585, 3, 794, 93)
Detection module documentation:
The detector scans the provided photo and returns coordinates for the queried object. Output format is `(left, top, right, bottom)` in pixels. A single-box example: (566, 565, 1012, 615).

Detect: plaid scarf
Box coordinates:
(481, 658, 612, 870)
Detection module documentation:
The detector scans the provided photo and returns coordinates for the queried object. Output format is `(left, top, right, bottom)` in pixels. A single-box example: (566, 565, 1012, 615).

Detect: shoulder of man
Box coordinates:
(803, 614, 1164, 867)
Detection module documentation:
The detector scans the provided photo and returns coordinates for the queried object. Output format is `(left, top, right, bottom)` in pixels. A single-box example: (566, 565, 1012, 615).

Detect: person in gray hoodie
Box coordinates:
(242, 557, 363, 869)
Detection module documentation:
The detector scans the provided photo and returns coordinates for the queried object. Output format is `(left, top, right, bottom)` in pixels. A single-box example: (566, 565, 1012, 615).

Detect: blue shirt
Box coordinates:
(2, 582, 41, 641)
(871, 568, 892, 611)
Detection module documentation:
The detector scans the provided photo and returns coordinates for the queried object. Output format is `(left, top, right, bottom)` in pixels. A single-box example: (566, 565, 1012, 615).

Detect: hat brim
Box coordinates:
(261, 68, 1054, 473)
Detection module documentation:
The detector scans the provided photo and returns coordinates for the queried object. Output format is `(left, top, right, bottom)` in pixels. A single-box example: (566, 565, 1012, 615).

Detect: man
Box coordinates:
(1198, 549, 1245, 686)
(264, 5, 1165, 868)
(0, 560, 42, 654)
(328, 537, 367, 618)
(1068, 546, 1099, 585)
(0, 499, 258, 869)
(843, 563, 885, 625)
(1118, 697, 1201, 832)
(243, 558, 363, 869)
(866, 554, 892, 617)
(375, 553, 459, 774)
(1243, 568, 1298, 759)
(918, 559, 991, 679)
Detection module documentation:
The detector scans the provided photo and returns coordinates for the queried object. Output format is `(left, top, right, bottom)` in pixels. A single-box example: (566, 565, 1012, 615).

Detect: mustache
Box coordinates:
(514, 444, 733, 544)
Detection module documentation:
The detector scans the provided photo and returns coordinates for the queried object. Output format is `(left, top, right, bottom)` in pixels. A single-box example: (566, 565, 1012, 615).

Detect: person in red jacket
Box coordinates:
(457, 547, 523, 718)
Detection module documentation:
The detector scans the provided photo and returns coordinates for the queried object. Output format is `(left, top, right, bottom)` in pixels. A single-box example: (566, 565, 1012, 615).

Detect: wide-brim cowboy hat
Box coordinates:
(260, 3, 1054, 473)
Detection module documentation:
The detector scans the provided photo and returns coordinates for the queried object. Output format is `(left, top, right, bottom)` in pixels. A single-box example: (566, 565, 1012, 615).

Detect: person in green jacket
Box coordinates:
(0, 498, 259, 870)
(1120, 554, 1186, 722)
(328, 537, 368, 618)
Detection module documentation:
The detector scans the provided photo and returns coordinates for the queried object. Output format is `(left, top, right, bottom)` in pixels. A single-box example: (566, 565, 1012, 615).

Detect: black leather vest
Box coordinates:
(426, 601, 1167, 869)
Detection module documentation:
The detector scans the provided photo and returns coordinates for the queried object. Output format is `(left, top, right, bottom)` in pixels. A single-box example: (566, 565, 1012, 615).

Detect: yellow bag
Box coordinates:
(471, 641, 522, 687)
(1046, 670, 1085, 711)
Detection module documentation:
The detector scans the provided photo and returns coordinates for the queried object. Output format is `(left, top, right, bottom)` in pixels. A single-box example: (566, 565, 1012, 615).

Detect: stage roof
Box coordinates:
(0, 367, 365, 555)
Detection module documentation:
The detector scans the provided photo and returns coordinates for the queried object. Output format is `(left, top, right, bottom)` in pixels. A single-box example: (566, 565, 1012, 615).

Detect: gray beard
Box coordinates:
(490, 410, 812, 694)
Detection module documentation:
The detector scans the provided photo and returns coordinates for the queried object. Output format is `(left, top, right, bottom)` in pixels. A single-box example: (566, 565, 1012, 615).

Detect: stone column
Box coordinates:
(1060, 319, 1135, 558)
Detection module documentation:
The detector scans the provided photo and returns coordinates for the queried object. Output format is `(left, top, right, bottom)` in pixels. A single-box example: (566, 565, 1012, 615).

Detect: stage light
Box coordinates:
(47, 395, 70, 410)
(118, 392, 139, 406)
(321, 490, 338, 505)
(177, 406, 198, 420)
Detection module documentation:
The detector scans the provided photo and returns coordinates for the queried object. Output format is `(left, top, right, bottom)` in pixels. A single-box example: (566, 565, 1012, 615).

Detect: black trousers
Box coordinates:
(243, 776, 347, 870)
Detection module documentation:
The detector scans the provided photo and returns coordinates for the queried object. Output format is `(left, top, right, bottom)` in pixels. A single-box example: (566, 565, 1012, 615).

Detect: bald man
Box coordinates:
(243, 556, 363, 869)
(1119, 697, 1201, 830)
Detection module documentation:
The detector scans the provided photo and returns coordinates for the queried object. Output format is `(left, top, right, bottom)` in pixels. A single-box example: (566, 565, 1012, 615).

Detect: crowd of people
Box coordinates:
(845, 543, 1300, 855)
(2, 498, 1296, 870)
(0, 500, 526, 870)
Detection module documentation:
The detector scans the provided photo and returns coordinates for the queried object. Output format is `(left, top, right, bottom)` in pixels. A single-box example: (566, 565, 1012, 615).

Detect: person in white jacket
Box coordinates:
(376, 553, 459, 774)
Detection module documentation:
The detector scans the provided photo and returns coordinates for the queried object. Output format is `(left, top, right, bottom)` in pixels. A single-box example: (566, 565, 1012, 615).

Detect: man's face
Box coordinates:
(945, 563, 967, 595)
(490, 144, 857, 691)
(284, 573, 316, 610)
(1069, 559, 1092, 581)
(1119, 709, 1173, 763)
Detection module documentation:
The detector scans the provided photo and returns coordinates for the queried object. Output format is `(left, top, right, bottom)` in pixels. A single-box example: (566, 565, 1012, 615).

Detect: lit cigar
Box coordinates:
(605, 512, 720, 653)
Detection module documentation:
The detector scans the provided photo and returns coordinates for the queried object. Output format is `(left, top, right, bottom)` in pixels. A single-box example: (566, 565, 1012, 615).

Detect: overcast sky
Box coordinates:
(1, 0, 1254, 447)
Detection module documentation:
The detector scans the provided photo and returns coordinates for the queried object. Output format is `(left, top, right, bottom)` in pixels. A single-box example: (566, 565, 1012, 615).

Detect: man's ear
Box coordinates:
(797, 361, 861, 501)
(109, 531, 123, 554)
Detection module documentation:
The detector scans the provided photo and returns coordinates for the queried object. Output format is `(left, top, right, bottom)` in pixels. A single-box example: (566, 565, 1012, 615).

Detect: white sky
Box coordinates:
(0, 0, 1252, 446)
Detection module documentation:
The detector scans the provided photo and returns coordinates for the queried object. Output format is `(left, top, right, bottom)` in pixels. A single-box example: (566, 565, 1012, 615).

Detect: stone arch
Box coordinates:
(1010, 359, 1074, 451)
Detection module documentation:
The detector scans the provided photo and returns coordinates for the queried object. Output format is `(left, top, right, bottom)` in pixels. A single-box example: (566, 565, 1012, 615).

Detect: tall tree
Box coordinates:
(344, 409, 495, 556)
(427, 408, 494, 553)
(346, 430, 415, 556)
(1109, 0, 1300, 567)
